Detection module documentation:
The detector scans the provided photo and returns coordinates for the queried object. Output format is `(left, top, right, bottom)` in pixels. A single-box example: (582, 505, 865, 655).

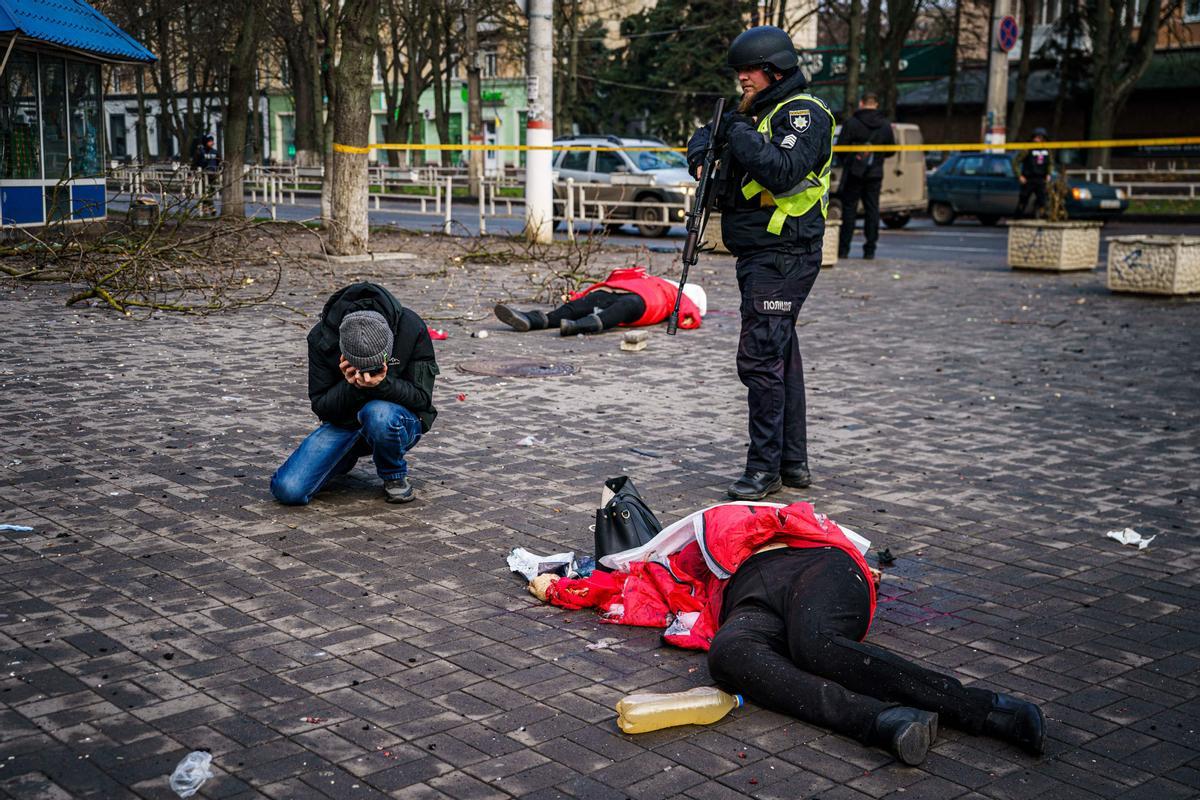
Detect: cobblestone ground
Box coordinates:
(1, 232, 1198, 800)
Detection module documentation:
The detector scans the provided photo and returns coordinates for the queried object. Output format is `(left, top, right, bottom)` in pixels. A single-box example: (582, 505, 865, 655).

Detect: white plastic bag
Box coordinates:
(169, 751, 214, 798)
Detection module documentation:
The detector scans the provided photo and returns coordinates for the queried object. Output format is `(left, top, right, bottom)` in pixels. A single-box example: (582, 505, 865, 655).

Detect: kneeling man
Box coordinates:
(271, 282, 438, 505)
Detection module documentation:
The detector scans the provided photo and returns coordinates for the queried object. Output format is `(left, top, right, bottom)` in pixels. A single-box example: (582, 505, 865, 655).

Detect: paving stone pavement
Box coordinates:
(1, 234, 1198, 800)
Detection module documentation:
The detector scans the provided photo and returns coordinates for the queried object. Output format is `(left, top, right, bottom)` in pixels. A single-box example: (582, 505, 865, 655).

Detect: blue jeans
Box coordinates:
(270, 400, 422, 505)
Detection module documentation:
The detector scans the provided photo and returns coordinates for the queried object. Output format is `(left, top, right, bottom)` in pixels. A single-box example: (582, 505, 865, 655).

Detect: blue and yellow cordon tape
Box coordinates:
(332, 136, 1200, 155)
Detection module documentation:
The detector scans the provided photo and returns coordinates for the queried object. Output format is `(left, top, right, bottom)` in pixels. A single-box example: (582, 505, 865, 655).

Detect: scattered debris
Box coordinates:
(620, 330, 649, 352)
(169, 751, 214, 798)
(877, 547, 896, 566)
(1106, 527, 1155, 550)
(427, 327, 448, 340)
(0, 524, 33, 532)
(302, 716, 326, 724)
(517, 435, 545, 447)
(456, 393, 467, 402)
(629, 447, 662, 458)
(586, 638, 622, 651)
(471, 330, 489, 339)
(507, 547, 575, 581)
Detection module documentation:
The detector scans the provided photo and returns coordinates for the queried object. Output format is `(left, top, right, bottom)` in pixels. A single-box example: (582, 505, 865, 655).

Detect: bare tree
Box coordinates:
(327, 0, 380, 254)
(1008, 0, 1037, 141)
(221, 0, 261, 217)
(1084, 0, 1181, 166)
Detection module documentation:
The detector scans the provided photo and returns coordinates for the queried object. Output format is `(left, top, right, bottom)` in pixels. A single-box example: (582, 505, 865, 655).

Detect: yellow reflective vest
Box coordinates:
(740, 93, 837, 235)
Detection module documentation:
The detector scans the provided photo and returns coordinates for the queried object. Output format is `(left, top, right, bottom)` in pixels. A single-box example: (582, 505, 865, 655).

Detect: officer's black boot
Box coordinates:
(780, 461, 812, 488)
(726, 470, 783, 500)
(870, 707, 938, 766)
(494, 303, 547, 332)
(984, 693, 1045, 756)
(560, 313, 604, 337)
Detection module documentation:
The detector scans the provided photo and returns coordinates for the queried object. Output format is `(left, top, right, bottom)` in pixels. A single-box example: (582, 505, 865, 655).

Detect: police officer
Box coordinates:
(1018, 128, 1052, 217)
(687, 26, 835, 500)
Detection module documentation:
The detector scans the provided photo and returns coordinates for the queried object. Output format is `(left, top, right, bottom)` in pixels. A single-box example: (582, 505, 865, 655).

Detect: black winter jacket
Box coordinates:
(307, 282, 439, 432)
(835, 108, 894, 181)
(687, 71, 833, 255)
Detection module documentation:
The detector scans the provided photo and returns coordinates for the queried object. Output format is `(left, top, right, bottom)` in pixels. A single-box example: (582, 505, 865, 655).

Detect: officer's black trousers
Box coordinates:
(735, 249, 820, 473)
(708, 547, 995, 743)
(838, 175, 883, 256)
(545, 290, 645, 329)
(1018, 179, 1048, 217)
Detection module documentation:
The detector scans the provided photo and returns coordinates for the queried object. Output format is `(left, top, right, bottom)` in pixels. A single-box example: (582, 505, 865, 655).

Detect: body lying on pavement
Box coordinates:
(494, 266, 706, 336)
(533, 502, 1045, 766)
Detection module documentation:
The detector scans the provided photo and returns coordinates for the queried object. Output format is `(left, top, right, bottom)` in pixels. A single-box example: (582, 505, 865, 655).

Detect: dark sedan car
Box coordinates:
(926, 153, 1128, 226)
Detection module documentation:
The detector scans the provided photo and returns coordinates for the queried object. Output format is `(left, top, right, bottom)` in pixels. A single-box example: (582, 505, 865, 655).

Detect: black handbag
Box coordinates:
(593, 476, 662, 565)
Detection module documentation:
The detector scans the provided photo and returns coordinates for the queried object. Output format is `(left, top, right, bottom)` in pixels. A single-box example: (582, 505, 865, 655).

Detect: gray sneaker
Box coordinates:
(383, 478, 416, 504)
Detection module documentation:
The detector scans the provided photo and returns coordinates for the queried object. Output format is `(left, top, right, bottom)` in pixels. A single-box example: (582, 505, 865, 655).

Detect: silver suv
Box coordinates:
(552, 135, 691, 237)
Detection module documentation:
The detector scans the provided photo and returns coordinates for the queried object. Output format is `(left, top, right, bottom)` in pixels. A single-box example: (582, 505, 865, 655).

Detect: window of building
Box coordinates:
(1186, 0, 1200, 22)
(0, 50, 42, 179)
(482, 50, 498, 78)
(109, 113, 127, 159)
(68, 61, 103, 176)
(41, 57, 70, 180)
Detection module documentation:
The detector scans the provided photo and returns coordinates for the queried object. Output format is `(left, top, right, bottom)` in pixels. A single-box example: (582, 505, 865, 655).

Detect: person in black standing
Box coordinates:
(1018, 128, 1052, 218)
(191, 134, 221, 216)
(687, 26, 835, 500)
(836, 92, 894, 260)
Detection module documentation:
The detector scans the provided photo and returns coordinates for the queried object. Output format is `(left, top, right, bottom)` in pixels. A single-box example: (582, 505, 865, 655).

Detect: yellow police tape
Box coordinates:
(333, 135, 1200, 155)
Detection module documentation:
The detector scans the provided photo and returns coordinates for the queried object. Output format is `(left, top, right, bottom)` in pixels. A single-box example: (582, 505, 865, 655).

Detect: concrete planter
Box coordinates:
(1107, 235, 1200, 295)
(1007, 220, 1102, 271)
(821, 220, 841, 267)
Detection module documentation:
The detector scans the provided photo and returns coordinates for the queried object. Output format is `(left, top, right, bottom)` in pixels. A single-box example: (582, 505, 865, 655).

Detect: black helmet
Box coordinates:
(727, 26, 799, 73)
(1032, 127, 1048, 138)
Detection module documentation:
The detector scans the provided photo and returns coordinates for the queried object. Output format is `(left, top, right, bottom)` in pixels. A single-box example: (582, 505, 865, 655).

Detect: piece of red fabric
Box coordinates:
(542, 502, 875, 651)
(569, 266, 702, 329)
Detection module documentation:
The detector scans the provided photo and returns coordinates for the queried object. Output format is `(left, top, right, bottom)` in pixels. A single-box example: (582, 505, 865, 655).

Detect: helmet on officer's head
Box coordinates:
(727, 26, 799, 74)
(1032, 127, 1048, 139)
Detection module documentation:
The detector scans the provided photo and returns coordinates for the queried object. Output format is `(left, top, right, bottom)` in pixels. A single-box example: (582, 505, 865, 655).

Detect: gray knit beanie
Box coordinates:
(339, 310, 393, 371)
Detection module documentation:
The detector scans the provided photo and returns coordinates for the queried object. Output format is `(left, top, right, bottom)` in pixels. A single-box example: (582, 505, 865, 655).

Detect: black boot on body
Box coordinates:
(871, 707, 938, 766)
(984, 693, 1045, 756)
(494, 304, 547, 332)
(560, 313, 604, 337)
(726, 471, 783, 501)
(780, 461, 812, 488)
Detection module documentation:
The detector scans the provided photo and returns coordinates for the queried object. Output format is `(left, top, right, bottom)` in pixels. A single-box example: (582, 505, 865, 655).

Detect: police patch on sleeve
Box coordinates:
(789, 109, 811, 133)
(781, 133, 797, 149)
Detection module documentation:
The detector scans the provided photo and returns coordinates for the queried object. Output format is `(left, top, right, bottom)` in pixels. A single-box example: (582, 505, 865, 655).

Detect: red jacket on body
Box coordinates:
(570, 266, 702, 329)
(545, 502, 875, 650)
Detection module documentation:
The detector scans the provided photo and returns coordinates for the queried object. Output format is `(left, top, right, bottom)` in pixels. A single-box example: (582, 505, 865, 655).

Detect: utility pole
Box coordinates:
(525, 0, 553, 243)
(984, 0, 1014, 150)
(465, 0, 483, 198)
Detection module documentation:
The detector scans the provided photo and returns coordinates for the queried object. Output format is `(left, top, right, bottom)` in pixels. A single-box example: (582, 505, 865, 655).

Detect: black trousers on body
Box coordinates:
(838, 175, 883, 256)
(545, 290, 646, 329)
(1018, 178, 1048, 217)
(708, 547, 995, 743)
(735, 249, 820, 473)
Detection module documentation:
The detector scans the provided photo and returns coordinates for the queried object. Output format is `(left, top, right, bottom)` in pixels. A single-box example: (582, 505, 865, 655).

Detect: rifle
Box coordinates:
(667, 97, 726, 335)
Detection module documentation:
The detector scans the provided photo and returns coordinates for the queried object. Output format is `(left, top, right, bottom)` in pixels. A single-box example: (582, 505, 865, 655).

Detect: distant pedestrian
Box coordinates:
(493, 266, 706, 336)
(1018, 128, 1052, 218)
(191, 134, 221, 215)
(271, 282, 439, 506)
(836, 93, 894, 260)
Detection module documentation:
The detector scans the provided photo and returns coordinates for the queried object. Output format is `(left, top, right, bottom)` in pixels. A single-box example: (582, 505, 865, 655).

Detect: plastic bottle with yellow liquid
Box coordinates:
(615, 687, 744, 734)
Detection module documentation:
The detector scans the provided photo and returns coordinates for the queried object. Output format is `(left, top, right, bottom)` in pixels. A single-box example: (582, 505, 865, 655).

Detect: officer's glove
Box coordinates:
(686, 126, 711, 175)
(717, 111, 754, 145)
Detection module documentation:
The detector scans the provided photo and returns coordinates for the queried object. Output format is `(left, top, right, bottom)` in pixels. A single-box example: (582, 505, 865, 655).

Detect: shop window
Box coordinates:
(68, 61, 103, 176)
(41, 57, 70, 180)
(0, 50, 41, 179)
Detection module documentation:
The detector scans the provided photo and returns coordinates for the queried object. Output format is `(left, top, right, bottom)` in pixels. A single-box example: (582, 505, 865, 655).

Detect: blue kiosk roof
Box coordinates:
(0, 0, 156, 63)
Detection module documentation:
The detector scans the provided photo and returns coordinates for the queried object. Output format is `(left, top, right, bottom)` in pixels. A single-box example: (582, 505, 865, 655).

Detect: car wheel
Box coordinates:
(930, 202, 956, 226)
(977, 214, 1001, 227)
(882, 212, 911, 229)
(635, 196, 669, 238)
